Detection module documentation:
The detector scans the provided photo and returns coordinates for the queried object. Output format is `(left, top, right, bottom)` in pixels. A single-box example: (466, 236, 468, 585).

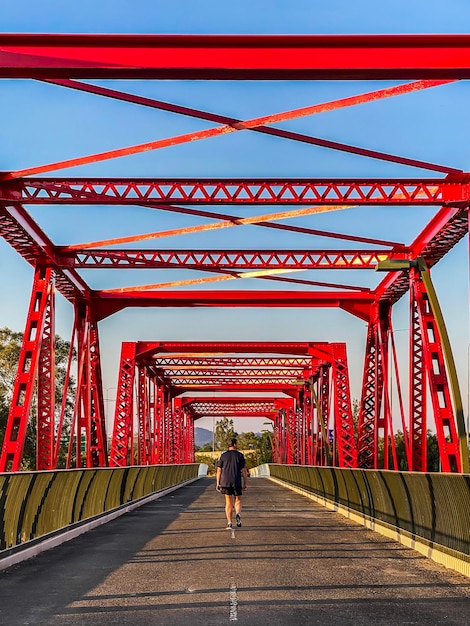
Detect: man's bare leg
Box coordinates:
(225, 495, 234, 526)
(234, 496, 242, 516)
(234, 496, 242, 526)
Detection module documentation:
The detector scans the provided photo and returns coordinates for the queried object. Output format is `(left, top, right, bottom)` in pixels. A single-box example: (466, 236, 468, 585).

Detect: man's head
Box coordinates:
(229, 438, 237, 448)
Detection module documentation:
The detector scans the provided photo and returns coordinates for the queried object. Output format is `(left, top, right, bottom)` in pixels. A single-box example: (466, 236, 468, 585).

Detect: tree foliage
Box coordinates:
(214, 417, 237, 450)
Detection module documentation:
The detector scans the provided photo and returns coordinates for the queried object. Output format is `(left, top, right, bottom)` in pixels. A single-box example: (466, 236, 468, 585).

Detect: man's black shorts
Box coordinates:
(220, 485, 243, 496)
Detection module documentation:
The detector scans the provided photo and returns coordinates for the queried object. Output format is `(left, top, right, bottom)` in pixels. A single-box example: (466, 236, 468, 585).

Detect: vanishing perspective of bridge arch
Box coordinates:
(0, 34, 469, 476)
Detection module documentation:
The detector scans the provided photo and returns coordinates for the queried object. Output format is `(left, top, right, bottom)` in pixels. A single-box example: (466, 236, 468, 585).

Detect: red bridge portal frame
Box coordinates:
(107, 341, 355, 469)
(0, 34, 469, 473)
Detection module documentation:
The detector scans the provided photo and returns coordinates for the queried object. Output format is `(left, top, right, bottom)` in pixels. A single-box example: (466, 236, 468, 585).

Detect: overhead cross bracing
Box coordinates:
(0, 34, 469, 473)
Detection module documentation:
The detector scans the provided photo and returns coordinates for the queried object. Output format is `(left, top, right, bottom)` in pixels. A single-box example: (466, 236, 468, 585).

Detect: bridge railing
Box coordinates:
(252, 464, 470, 578)
(0, 464, 200, 557)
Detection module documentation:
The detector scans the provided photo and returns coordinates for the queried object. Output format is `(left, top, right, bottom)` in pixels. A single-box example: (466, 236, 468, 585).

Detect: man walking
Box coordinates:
(216, 438, 248, 529)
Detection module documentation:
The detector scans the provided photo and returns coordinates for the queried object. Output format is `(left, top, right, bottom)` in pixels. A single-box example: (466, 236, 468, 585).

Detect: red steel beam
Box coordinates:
(2, 177, 468, 205)
(154, 357, 313, 367)
(135, 340, 331, 358)
(64, 249, 396, 270)
(1, 34, 470, 79)
(92, 290, 375, 321)
(156, 369, 308, 377)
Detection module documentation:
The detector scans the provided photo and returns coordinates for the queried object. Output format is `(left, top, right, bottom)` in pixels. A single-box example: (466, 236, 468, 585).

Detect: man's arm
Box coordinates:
(216, 466, 222, 490)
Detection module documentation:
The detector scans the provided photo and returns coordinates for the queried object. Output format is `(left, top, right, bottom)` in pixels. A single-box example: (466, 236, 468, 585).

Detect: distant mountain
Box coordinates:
(195, 427, 213, 447)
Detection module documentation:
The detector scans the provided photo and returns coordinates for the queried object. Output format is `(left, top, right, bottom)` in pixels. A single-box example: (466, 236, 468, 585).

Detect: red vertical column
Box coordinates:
(358, 318, 381, 468)
(36, 270, 56, 470)
(314, 365, 330, 466)
(303, 386, 313, 465)
(109, 342, 136, 466)
(286, 399, 296, 464)
(180, 404, 195, 463)
(274, 408, 286, 464)
(0, 265, 53, 472)
(411, 269, 461, 472)
(152, 382, 165, 464)
(331, 343, 357, 468)
(163, 389, 172, 464)
(87, 311, 108, 467)
(73, 304, 107, 468)
(137, 366, 152, 465)
(172, 397, 183, 464)
(409, 271, 427, 471)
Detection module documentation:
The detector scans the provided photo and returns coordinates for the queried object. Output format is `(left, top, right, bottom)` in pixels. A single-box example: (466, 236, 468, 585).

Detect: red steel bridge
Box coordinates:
(0, 34, 469, 474)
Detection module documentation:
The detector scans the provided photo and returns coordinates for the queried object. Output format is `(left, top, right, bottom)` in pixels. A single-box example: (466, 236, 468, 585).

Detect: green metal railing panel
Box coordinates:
(34, 472, 83, 540)
(1, 474, 35, 549)
(0, 464, 199, 552)
(268, 465, 470, 558)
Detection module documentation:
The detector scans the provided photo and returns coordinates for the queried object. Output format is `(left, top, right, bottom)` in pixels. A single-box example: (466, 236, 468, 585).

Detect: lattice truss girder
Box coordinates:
(2, 178, 469, 205)
(0, 34, 469, 472)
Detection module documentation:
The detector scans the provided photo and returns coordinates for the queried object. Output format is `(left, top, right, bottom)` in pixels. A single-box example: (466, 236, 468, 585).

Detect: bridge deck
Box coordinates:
(0, 477, 469, 625)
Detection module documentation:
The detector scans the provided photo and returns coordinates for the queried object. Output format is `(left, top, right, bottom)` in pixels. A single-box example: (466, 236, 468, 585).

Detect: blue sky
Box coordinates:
(1, 1, 469, 434)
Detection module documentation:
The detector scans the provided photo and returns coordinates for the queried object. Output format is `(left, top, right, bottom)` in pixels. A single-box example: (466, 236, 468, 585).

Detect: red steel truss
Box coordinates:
(106, 341, 356, 468)
(2, 177, 468, 205)
(0, 34, 469, 473)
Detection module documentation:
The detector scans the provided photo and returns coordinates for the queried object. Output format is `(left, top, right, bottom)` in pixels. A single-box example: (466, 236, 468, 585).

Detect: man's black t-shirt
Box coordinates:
(217, 449, 246, 487)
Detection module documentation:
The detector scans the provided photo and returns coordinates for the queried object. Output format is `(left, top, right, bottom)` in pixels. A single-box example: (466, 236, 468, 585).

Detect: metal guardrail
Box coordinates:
(256, 464, 470, 577)
(0, 464, 200, 553)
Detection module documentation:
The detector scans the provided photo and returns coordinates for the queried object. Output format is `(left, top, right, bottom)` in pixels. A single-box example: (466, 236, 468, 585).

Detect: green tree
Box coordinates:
(259, 430, 273, 464)
(214, 418, 237, 450)
(237, 431, 259, 451)
(426, 431, 440, 472)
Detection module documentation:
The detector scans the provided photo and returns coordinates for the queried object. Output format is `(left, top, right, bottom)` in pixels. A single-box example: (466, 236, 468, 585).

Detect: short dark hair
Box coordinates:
(230, 438, 237, 447)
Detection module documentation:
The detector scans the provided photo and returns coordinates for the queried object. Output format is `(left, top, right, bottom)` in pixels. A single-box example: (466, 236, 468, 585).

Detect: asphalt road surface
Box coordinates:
(0, 476, 469, 625)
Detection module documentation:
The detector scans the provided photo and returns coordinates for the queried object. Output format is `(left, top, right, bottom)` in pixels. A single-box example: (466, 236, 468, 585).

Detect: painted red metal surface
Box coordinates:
(3, 177, 467, 204)
(65, 249, 395, 270)
(0, 34, 469, 473)
(1, 34, 470, 80)
(106, 340, 356, 468)
(0, 266, 53, 472)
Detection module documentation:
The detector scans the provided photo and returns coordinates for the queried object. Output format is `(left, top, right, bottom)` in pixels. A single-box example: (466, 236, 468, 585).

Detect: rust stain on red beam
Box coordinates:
(2, 34, 470, 79)
(2, 80, 454, 179)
